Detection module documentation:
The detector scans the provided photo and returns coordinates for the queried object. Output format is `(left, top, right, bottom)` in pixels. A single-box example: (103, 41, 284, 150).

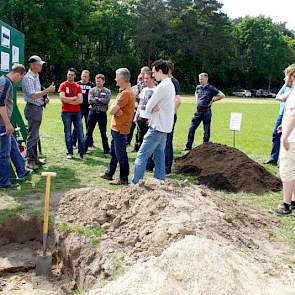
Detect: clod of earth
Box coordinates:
(175, 142, 282, 194)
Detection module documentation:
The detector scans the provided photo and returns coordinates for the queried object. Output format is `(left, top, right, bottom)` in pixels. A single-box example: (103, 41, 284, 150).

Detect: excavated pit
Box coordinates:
(1, 180, 295, 294)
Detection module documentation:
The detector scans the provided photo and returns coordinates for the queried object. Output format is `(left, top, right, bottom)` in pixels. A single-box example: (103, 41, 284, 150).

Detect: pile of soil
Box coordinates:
(175, 143, 282, 194)
(53, 180, 293, 292)
(90, 236, 295, 295)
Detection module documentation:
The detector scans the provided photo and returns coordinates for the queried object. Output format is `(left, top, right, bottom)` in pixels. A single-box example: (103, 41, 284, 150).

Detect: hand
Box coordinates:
(44, 97, 50, 104)
(277, 125, 282, 133)
(5, 122, 14, 135)
(152, 104, 160, 112)
(282, 135, 289, 151)
(47, 82, 55, 93)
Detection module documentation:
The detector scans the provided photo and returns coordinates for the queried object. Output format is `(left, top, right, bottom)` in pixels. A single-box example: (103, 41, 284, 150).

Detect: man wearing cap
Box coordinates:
(22, 55, 55, 170)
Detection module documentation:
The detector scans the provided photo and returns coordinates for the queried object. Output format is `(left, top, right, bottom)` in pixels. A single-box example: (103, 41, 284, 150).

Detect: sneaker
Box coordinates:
(264, 159, 277, 165)
(166, 169, 171, 176)
(109, 178, 128, 185)
(89, 144, 97, 149)
(80, 154, 84, 159)
(67, 154, 73, 159)
(19, 170, 32, 179)
(100, 173, 113, 181)
(272, 202, 292, 215)
(0, 183, 19, 189)
(35, 158, 46, 166)
(27, 161, 39, 170)
(291, 201, 295, 210)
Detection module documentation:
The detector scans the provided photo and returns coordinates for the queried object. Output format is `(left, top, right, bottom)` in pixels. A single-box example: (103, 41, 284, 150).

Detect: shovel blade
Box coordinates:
(35, 255, 52, 276)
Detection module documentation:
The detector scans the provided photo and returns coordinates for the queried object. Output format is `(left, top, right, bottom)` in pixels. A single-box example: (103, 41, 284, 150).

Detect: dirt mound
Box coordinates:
(53, 180, 291, 291)
(175, 143, 282, 194)
(90, 236, 295, 295)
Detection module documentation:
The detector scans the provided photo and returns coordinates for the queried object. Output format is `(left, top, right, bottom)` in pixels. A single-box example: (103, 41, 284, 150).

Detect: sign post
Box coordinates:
(229, 112, 242, 148)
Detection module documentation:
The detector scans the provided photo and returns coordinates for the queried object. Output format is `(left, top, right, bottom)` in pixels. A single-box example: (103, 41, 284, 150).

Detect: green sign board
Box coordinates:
(1, 20, 27, 180)
(0, 20, 25, 76)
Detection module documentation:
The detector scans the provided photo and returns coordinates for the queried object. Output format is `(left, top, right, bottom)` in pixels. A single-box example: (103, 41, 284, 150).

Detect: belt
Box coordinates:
(197, 106, 211, 113)
(27, 102, 44, 108)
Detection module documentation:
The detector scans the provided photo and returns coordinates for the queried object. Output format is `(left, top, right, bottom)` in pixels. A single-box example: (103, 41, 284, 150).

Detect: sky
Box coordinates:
(220, 0, 295, 31)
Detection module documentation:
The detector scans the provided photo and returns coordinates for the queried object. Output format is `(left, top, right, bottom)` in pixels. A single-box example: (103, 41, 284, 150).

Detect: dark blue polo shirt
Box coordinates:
(196, 84, 219, 108)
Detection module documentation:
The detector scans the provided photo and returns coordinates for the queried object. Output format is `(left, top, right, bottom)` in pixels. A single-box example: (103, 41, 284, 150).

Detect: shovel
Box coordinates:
(36, 171, 57, 276)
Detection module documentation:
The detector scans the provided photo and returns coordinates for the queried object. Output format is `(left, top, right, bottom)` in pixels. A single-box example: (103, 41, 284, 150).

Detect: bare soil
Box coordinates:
(175, 142, 282, 194)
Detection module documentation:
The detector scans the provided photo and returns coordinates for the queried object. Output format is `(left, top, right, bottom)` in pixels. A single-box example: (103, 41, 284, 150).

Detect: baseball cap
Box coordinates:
(28, 55, 46, 65)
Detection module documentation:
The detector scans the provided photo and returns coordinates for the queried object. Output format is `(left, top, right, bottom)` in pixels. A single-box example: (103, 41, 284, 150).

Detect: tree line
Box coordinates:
(1, 0, 295, 93)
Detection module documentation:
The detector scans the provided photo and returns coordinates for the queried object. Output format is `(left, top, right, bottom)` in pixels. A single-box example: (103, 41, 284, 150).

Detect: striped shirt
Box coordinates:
(22, 70, 44, 106)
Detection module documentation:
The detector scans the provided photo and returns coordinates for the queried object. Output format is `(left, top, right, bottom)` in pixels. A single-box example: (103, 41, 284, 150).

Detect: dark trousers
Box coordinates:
(137, 118, 149, 148)
(105, 130, 129, 181)
(85, 110, 110, 153)
(127, 112, 139, 150)
(270, 114, 283, 163)
(73, 108, 93, 147)
(61, 112, 85, 155)
(186, 110, 212, 149)
(24, 103, 43, 163)
(165, 114, 177, 173)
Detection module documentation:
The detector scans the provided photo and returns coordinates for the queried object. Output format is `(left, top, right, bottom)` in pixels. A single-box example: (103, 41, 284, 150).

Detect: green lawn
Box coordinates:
(1, 95, 295, 247)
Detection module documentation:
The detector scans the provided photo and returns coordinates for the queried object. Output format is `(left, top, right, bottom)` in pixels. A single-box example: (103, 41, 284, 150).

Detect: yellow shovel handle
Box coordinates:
(41, 172, 56, 235)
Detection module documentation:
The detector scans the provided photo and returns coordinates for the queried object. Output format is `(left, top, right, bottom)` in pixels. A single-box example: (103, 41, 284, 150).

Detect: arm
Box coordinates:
(213, 91, 225, 102)
(98, 90, 112, 104)
(276, 86, 291, 102)
(175, 95, 181, 112)
(282, 108, 295, 150)
(145, 87, 162, 113)
(88, 89, 96, 105)
(0, 107, 13, 135)
(110, 92, 128, 116)
(24, 79, 55, 100)
(59, 92, 79, 104)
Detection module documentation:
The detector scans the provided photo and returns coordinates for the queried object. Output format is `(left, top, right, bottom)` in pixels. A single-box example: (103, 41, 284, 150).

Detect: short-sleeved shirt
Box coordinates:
(195, 84, 219, 108)
(0, 75, 13, 127)
(58, 81, 82, 113)
(283, 88, 295, 142)
(22, 70, 44, 106)
(138, 86, 155, 119)
(77, 81, 95, 110)
(277, 85, 292, 116)
(89, 87, 111, 113)
(111, 87, 135, 135)
(171, 77, 181, 96)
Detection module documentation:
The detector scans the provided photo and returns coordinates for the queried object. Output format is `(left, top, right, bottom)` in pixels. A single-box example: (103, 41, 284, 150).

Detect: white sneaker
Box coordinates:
(67, 154, 73, 159)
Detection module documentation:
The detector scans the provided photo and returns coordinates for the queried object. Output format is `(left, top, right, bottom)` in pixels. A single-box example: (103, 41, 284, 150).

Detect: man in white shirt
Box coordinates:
(273, 64, 295, 215)
(132, 60, 175, 184)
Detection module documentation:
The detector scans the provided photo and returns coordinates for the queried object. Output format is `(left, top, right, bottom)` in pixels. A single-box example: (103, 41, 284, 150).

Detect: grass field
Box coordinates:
(1, 95, 295, 248)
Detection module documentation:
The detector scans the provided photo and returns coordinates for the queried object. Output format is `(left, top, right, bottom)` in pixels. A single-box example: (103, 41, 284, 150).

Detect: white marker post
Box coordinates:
(229, 112, 242, 148)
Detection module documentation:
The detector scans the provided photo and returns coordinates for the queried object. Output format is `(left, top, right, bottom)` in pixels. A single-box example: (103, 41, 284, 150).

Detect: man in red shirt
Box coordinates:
(58, 68, 84, 159)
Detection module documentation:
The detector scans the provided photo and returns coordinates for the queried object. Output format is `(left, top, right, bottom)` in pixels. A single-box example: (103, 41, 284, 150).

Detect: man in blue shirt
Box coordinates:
(185, 73, 225, 150)
(265, 75, 293, 166)
(22, 55, 55, 169)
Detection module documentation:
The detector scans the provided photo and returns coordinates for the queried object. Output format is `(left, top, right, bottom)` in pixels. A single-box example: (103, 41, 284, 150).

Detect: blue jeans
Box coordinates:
(61, 112, 85, 155)
(132, 128, 167, 184)
(270, 114, 283, 163)
(186, 110, 212, 149)
(72, 108, 90, 147)
(105, 130, 129, 181)
(0, 126, 26, 187)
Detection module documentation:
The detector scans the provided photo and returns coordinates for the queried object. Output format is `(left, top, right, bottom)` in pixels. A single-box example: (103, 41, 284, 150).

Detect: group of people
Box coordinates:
(0, 55, 233, 189)
(264, 64, 295, 216)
